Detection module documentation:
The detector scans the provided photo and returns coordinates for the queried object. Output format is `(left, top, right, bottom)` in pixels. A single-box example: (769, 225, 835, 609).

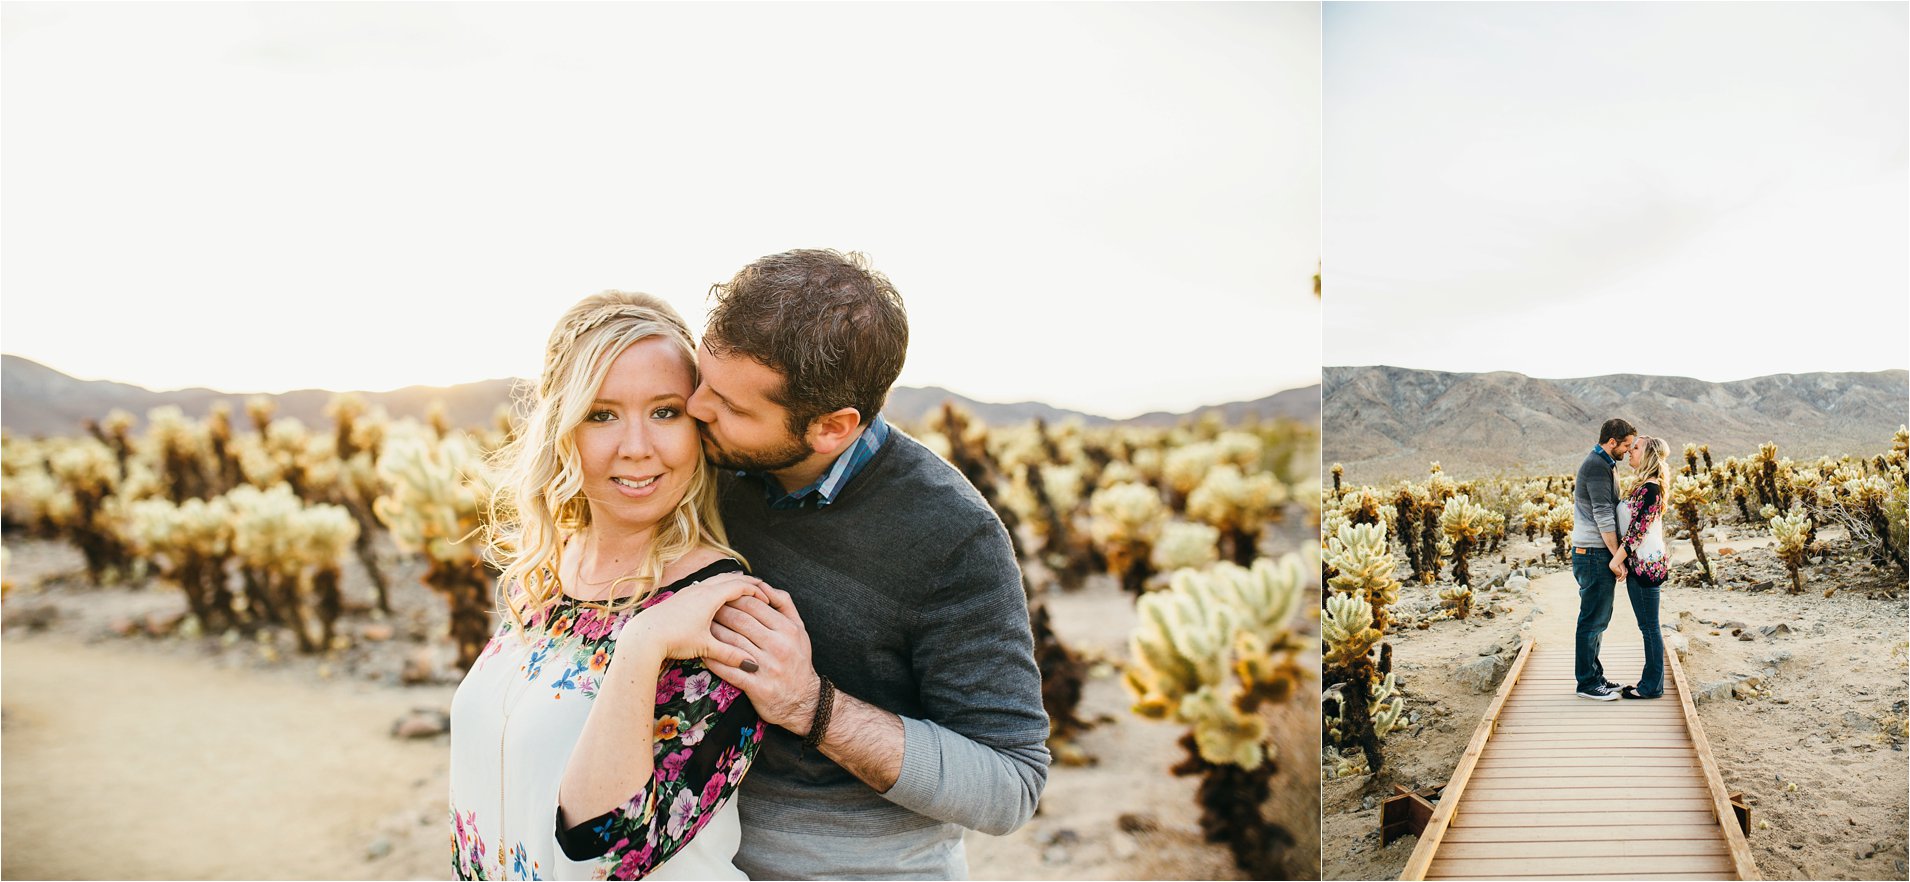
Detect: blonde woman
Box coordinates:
(450, 291, 768, 880)
(1616, 435, 1673, 699)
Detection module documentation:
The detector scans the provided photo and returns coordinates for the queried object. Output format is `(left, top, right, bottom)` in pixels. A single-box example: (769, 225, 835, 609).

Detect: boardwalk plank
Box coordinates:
(1450, 810, 1718, 827)
(1436, 839, 1729, 859)
(1429, 854, 1734, 876)
(1441, 824, 1723, 843)
(1400, 641, 1754, 880)
(1470, 763, 1702, 777)
(1465, 782, 1711, 796)
(1436, 870, 1734, 878)
(1461, 797, 1715, 813)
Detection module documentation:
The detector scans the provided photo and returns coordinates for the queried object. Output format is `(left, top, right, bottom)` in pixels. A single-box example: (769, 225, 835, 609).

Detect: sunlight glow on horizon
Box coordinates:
(2, 3, 1321, 421)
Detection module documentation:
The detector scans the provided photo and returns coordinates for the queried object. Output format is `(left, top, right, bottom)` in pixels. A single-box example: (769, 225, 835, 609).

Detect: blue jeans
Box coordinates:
(1573, 547, 1616, 692)
(1628, 577, 1665, 697)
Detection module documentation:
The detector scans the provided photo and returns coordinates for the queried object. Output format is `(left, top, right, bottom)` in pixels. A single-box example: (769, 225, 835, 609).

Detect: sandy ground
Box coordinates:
(2, 517, 1315, 881)
(1322, 527, 1908, 881)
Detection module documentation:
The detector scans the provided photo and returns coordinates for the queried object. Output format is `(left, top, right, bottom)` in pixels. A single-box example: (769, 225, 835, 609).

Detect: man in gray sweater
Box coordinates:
(684, 249, 1049, 878)
(1571, 417, 1637, 701)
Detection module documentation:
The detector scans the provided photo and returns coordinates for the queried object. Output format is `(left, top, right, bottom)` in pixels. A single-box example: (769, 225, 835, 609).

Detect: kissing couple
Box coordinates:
(449, 249, 1049, 880)
(1572, 417, 1674, 702)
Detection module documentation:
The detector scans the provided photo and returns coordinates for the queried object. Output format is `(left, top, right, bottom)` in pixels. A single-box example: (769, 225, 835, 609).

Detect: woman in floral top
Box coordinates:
(1617, 435, 1672, 700)
(451, 291, 768, 880)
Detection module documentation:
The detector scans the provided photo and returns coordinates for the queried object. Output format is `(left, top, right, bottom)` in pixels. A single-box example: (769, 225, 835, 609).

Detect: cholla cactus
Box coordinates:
(47, 438, 134, 584)
(1089, 482, 1168, 594)
(1516, 500, 1545, 542)
(1770, 508, 1810, 595)
(1187, 465, 1283, 566)
(228, 484, 360, 651)
(84, 409, 136, 473)
(1322, 592, 1380, 670)
(1340, 486, 1386, 528)
(1368, 672, 1406, 737)
(1124, 555, 1309, 878)
(2, 441, 76, 537)
(123, 495, 238, 631)
(244, 395, 276, 434)
(1543, 502, 1574, 562)
(1324, 522, 1400, 633)
(1414, 469, 1456, 583)
(140, 405, 214, 503)
(1321, 522, 1400, 773)
(1130, 445, 1164, 485)
(1438, 493, 1489, 587)
(1755, 442, 1787, 511)
(1152, 522, 1222, 574)
(374, 428, 498, 666)
(1161, 442, 1222, 512)
(1096, 459, 1142, 489)
(1391, 485, 1422, 575)
(1004, 461, 1094, 591)
(1126, 556, 1307, 760)
(204, 402, 243, 494)
(1668, 475, 1714, 584)
(1212, 431, 1263, 472)
(1437, 584, 1473, 619)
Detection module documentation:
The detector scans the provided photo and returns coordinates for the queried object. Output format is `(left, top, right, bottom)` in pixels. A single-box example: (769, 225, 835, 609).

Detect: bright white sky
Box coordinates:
(1325, 2, 1908, 381)
(1, 2, 1321, 421)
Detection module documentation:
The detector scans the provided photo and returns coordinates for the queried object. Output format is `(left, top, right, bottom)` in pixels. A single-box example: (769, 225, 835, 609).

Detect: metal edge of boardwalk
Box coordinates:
(1667, 639, 1762, 880)
(1399, 637, 1536, 881)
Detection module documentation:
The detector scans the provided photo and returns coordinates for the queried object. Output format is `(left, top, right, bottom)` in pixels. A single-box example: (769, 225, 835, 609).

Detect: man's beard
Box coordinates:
(700, 427, 812, 474)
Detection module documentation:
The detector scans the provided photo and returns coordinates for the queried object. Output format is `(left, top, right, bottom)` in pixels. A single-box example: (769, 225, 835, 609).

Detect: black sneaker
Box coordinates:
(1601, 678, 1621, 691)
(1576, 683, 1620, 701)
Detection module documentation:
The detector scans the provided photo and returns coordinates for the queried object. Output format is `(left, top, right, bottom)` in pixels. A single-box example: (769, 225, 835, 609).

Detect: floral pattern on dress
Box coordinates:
(453, 559, 762, 881)
(550, 566, 766, 880)
(453, 808, 491, 880)
(1622, 480, 1669, 584)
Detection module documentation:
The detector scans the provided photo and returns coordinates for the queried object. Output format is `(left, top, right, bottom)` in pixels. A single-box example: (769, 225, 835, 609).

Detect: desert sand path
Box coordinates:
(1399, 559, 1760, 880)
(2, 635, 455, 880)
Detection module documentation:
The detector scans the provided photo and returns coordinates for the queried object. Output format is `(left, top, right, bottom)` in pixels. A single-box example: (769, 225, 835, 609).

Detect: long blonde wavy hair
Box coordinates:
(485, 291, 742, 636)
(1626, 436, 1673, 498)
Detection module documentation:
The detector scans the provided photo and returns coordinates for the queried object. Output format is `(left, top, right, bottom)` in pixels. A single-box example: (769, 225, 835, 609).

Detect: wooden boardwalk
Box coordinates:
(1401, 638, 1759, 881)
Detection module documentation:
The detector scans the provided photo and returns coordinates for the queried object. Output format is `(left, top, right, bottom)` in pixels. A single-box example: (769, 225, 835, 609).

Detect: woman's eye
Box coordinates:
(652, 406, 681, 420)
(587, 409, 616, 423)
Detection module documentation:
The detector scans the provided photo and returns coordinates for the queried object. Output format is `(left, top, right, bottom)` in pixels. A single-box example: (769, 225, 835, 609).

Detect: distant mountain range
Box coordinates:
(1325, 365, 1908, 483)
(0, 354, 1318, 437)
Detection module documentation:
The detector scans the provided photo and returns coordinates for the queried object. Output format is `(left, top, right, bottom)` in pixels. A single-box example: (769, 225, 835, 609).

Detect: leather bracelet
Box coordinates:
(801, 674, 835, 755)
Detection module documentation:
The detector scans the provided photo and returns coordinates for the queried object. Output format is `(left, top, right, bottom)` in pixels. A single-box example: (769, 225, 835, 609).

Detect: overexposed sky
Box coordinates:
(1325, 2, 1908, 381)
(2, 2, 1321, 420)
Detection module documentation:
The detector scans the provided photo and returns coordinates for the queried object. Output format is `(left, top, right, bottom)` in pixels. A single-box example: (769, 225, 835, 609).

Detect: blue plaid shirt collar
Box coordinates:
(746, 415, 891, 510)
(1591, 444, 1617, 468)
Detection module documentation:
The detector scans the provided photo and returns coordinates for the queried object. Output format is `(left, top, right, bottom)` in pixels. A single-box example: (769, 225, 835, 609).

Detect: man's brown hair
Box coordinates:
(1599, 418, 1638, 445)
(704, 249, 908, 435)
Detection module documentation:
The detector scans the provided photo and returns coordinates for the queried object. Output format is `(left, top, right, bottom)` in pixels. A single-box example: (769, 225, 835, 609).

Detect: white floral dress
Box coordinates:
(449, 559, 762, 880)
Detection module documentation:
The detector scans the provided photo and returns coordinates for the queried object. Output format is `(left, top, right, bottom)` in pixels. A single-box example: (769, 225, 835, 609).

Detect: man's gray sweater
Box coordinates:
(1571, 446, 1620, 549)
(717, 430, 1049, 879)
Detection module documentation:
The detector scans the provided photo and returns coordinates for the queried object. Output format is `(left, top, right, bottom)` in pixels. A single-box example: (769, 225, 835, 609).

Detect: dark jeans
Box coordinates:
(1572, 546, 1616, 692)
(1628, 576, 1665, 697)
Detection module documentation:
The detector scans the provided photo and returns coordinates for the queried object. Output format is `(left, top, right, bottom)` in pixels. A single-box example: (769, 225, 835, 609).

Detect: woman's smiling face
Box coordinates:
(573, 336, 701, 534)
